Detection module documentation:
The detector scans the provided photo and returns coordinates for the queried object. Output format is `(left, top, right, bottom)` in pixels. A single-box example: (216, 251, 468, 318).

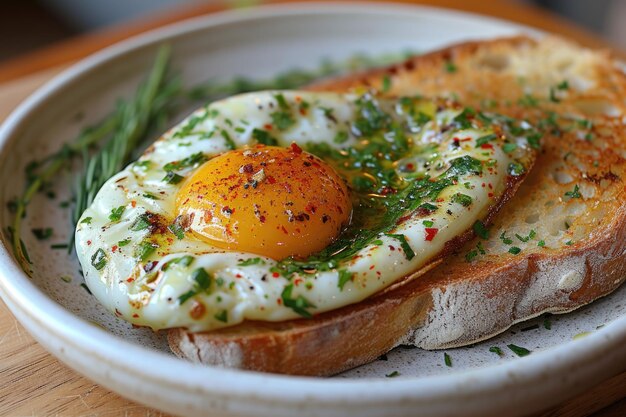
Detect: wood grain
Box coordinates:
(0, 1, 624, 416)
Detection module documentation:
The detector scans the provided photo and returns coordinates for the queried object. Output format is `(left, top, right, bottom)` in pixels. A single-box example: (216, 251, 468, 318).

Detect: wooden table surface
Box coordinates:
(1, 1, 625, 416)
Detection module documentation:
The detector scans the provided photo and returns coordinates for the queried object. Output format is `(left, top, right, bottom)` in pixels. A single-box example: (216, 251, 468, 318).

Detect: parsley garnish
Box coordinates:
(109, 206, 125, 222)
(451, 193, 472, 207)
(163, 152, 207, 172)
(473, 220, 489, 239)
(281, 284, 315, 318)
(508, 246, 522, 255)
(134, 241, 158, 262)
(91, 248, 107, 270)
(489, 346, 504, 356)
(118, 238, 131, 247)
(502, 143, 517, 153)
(163, 171, 184, 184)
(80, 217, 93, 225)
(444, 353, 452, 367)
(130, 214, 151, 231)
(444, 61, 457, 73)
(538, 240, 546, 247)
(274, 93, 290, 110)
(337, 269, 353, 290)
(518, 94, 539, 107)
(252, 128, 278, 145)
(163, 255, 194, 271)
(382, 75, 392, 92)
(271, 111, 295, 130)
(385, 371, 400, 378)
(178, 267, 212, 304)
(333, 131, 349, 144)
(475, 133, 497, 147)
(168, 223, 184, 240)
(500, 231, 513, 245)
(214, 310, 228, 323)
(385, 233, 415, 260)
(565, 184, 581, 198)
(507, 344, 531, 357)
(32, 228, 53, 240)
(238, 257, 265, 266)
(507, 162, 525, 176)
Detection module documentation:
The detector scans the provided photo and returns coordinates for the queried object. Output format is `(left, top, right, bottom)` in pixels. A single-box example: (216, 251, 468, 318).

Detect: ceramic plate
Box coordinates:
(1, 3, 625, 417)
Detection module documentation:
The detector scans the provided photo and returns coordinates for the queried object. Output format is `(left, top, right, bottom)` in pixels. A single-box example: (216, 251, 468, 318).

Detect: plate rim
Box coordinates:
(0, 1, 625, 414)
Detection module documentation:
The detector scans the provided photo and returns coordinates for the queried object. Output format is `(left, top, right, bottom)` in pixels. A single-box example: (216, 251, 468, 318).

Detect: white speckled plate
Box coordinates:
(1, 3, 625, 417)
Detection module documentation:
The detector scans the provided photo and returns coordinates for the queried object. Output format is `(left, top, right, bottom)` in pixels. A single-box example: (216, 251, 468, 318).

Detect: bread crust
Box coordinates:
(169, 35, 626, 375)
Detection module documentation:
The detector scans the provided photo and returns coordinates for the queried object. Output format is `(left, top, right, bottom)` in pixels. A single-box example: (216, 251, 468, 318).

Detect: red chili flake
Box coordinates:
(388, 245, 396, 251)
(289, 143, 303, 154)
(425, 227, 439, 241)
(132, 313, 139, 318)
(369, 265, 375, 270)
(281, 226, 288, 234)
(259, 215, 266, 223)
(460, 137, 472, 142)
(380, 186, 396, 195)
(436, 198, 445, 202)
(481, 183, 486, 188)
(267, 176, 276, 184)
(111, 245, 118, 253)
(272, 272, 280, 278)
(488, 193, 494, 198)
(240, 163, 254, 173)
(294, 278, 303, 286)
(488, 183, 493, 189)
(87, 240, 92, 246)
(131, 201, 137, 208)
(480, 143, 494, 150)
(126, 277, 135, 283)
(235, 273, 242, 278)
(277, 298, 283, 305)
(305, 203, 317, 214)
(264, 124, 273, 130)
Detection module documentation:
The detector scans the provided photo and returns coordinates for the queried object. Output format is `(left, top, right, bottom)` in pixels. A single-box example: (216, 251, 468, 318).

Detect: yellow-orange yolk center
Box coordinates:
(175, 144, 352, 260)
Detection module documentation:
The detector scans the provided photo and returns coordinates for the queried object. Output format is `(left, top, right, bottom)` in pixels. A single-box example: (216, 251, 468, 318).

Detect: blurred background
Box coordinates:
(0, 0, 624, 64)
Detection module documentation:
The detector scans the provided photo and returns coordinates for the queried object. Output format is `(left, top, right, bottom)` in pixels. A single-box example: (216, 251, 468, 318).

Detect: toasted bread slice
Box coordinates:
(169, 36, 626, 375)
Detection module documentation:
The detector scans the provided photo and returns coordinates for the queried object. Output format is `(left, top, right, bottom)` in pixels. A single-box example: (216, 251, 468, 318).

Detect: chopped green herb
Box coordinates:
(422, 220, 434, 227)
(508, 246, 522, 255)
(444, 353, 452, 367)
(163, 171, 184, 184)
(91, 248, 107, 270)
(274, 93, 290, 110)
(385, 371, 400, 378)
(32, 227, 53, 240)
(333, 131, 349, 144)
(385, 233, 415, 260)
(252, 128, 278, 146)
(337, 269, 353, 290)
(109, 206, 126, 222)
(465, 250, 478, 262)
(177, 290, 196, 305)
(50, 243, 69, 249)
(538, 240, 546, 247)
(507, 344, 531, 357)
(526, 132, 541, 149)
(473, 220, 489, 239)
(543, 317, 552, 330)
(566, 240, 573, 246)
(451, 193, 473, 207)
(489, 346, 504, 356)
(500, 231, 513, 245)
(143, 192, 159, 200)
(518, 94, 539, 107)
(134, 241, 157, 262)
(80, 217, 93, 225)
(271, 111, 295, 130)
(130, 214, 151, 231)
(444, 61, 457, 73)
(238, 257, 265, 266)
(221, 129, 236, 150)
(507, 162, 525, 176)
(565, 184, 581, 199)
(214, 310, 228, 323)
(281, 284, 315, 318)
(163, 152, 207, 172)
(168, 223, 185, 240)
(419, 202, 438, 213)
(192, 268, 212, 291)
(382, 75, 392, 92)
(118, 238, 132, 247)
(134, 160, 152, 171)
(163, 255, 194, 271)
(475, 133, 497, 147)
(557, 80, 569, 90)
(502, 143, 517, 153)
(549, 87, 561, 103)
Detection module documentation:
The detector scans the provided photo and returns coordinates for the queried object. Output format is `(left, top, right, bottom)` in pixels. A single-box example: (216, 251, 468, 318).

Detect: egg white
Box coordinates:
(75, 91, 532, 331)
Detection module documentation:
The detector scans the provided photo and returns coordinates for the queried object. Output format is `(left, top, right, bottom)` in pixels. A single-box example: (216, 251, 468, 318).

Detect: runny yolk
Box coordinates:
(175, 144, 352, 260)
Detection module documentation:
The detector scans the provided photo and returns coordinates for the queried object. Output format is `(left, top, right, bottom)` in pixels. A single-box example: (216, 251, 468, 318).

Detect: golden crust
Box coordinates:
(169, 35, 626, 375)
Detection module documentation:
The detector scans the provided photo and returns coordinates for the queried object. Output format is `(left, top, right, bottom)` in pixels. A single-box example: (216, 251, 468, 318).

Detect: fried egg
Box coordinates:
(75, 91, 535, 331)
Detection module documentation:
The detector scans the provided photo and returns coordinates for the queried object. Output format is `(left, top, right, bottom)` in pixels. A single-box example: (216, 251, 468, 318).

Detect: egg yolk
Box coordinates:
(175, 144, 352, 260)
